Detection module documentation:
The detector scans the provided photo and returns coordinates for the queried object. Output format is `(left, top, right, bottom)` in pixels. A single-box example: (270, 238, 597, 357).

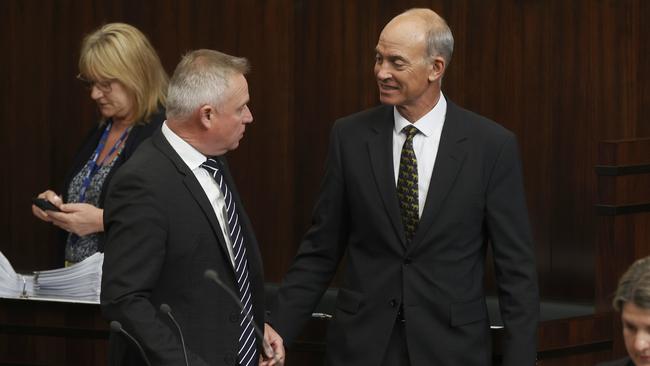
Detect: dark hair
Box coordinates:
(613, 256, 650, 311)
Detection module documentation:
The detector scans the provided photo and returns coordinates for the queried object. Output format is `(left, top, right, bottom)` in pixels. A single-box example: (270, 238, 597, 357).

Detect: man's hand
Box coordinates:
(48, 203, 104, 236)
(259, 323, 285, 366)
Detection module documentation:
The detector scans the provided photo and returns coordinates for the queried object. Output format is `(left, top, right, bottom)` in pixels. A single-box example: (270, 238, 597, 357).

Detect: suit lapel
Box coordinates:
(151, 130, 235, 272)
(367, 106, 407, 247)
(410, 101, 467, 250)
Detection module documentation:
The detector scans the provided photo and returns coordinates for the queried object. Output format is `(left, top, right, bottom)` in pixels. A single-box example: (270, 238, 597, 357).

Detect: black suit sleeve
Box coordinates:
(101, 168, 208, 366)
(485, 134, 539, 365)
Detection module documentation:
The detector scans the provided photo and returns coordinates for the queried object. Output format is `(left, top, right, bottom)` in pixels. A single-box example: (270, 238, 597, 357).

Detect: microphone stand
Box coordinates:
(203, 269, 278, 363)
(109, 321, 152, 366)
(160, 303, 190, 366)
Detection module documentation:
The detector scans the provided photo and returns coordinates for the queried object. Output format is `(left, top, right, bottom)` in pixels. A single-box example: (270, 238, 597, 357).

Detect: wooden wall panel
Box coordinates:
(434, 0, 648, 300)
(292, 0, 382, 249)
(1, 1, 650, 360)
(596, 139, 650, 314)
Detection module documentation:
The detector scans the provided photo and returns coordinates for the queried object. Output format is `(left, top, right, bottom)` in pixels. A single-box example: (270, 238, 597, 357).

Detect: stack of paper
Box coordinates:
(0, 251, 34, 298)
(33, 252, 103, 303)
(0, 251, 102, 303)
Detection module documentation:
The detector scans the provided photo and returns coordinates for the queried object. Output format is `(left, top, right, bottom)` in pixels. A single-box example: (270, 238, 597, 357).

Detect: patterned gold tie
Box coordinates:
(397, 125, 419, 243)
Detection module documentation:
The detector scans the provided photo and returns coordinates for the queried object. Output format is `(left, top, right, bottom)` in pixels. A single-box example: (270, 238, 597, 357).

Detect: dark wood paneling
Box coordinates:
(598, 138, 650, 166)
(0, 299, 616, 366)
(0, 298, 108, 365)
(3, 1, 650, 365)
(596, 139, 650, 311)
(595, 138, 650, 362)
(288, 312, 617, 365)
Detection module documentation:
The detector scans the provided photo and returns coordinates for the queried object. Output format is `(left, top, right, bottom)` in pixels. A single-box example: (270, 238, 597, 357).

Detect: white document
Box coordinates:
(0, 251, 102, 303)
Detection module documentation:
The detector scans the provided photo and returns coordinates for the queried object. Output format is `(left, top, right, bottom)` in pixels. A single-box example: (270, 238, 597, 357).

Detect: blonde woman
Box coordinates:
(32, 23, 168, 265)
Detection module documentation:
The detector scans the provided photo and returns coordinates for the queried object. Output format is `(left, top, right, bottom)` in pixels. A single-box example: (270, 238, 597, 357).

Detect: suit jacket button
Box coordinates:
(229, 311, 239, 322)
(389, 299, 397, 307)
(404, 257, 412, 265)
(224, 353, 236, 365)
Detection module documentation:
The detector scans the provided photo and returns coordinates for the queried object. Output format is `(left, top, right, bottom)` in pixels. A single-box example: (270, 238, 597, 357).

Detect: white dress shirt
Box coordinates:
(392, 94, 447, 217)
(161, 122, 236, 267)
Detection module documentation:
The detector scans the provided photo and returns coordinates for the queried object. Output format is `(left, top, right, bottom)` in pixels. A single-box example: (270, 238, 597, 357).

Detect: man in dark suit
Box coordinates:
(272, 8, 539, 366)
(101, 49, 284, 366)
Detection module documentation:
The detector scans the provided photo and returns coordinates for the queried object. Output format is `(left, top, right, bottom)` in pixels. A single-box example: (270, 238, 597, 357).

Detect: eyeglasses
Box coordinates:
(76, 74, 115, 93)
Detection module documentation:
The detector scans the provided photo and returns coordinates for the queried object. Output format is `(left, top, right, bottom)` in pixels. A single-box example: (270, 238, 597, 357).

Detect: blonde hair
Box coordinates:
(79, 23, 168, 124)
(613, 256, 650, 311)
(167, 49, 249, 120)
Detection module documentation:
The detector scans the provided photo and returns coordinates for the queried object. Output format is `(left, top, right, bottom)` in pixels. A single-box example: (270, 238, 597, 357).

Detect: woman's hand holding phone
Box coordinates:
(31, 190, 63, 221)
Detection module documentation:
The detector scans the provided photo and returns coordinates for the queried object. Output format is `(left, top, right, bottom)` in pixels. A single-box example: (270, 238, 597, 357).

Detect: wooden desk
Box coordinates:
(0, 296, 615, 366)
(0, 297, 108, 365)
(288, 300, 614, 366)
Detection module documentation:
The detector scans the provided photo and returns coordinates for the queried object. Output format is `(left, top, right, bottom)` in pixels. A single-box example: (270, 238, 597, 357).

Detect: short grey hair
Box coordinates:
(613, 256, 650, 311)
(166, 49, 249, 120)
(402, 8, 454, 65)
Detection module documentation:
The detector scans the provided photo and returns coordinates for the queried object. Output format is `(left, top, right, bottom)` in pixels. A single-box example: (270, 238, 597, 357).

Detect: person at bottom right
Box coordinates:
(598, 256, 650, 366)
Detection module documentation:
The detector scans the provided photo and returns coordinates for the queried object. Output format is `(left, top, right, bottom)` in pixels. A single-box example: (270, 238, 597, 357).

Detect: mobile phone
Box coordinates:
(32, 197, 61, 212)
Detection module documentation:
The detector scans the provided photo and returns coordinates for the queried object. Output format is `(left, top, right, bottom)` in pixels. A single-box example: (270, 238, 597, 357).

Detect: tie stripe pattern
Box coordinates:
(397, 125, 420, 243)
(201, 158, 258, 366)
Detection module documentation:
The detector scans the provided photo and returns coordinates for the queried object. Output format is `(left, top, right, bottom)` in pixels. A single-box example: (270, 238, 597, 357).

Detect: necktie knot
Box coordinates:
(201, 157, 221, 172)
(402, 125, 419, 140)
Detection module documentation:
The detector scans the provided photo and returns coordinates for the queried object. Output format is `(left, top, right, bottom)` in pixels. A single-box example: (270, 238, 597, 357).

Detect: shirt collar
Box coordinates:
(161, 121, 207, 171)
(393, 93, 447, 137)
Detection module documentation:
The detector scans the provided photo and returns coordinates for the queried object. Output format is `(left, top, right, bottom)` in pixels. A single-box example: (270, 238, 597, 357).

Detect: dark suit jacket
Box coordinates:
(58, 109, 165, 253)
(596, 357, 634, 366)
(273, 101, 539, 365)
(101, 128, 265, 366)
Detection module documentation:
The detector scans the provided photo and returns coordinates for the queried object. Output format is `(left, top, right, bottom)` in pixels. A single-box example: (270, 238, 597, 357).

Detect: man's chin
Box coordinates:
(378, 94, 400, 106)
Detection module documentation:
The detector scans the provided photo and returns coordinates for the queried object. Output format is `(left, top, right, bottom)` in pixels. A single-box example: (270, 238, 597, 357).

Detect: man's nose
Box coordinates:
(244, 106, 253, 123)
(635, 332, 650, 352)
(375, 63, 391, 81)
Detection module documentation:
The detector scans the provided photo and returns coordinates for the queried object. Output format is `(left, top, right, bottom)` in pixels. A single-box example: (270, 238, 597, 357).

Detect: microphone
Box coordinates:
(203, 269, 277, 363)
(160, 303, 190, 366)
(109, 320, 152, 366)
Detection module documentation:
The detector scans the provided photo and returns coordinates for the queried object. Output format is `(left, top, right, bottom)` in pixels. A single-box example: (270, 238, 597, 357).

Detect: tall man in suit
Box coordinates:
(101, 49, 284, 366)
(272, 8, 539, 366)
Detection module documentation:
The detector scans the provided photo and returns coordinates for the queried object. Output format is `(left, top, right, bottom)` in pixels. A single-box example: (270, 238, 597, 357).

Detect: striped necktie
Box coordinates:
(201, 158, 258, 366)
(397, 125, 420, 243)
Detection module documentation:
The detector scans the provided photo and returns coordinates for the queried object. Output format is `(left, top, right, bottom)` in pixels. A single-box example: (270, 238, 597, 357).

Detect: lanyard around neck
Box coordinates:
(77, 121, 131, 203)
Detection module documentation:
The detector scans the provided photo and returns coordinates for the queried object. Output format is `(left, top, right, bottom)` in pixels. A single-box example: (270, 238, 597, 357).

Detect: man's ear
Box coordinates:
(428, 56, 446, 83)
(198, 104, 215, 129)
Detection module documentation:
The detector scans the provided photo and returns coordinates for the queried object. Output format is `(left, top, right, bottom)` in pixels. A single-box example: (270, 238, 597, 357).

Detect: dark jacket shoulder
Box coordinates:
(334, 104, 392, 133)
(445, 99, 515, 141)
(331, 99, 516, 145)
